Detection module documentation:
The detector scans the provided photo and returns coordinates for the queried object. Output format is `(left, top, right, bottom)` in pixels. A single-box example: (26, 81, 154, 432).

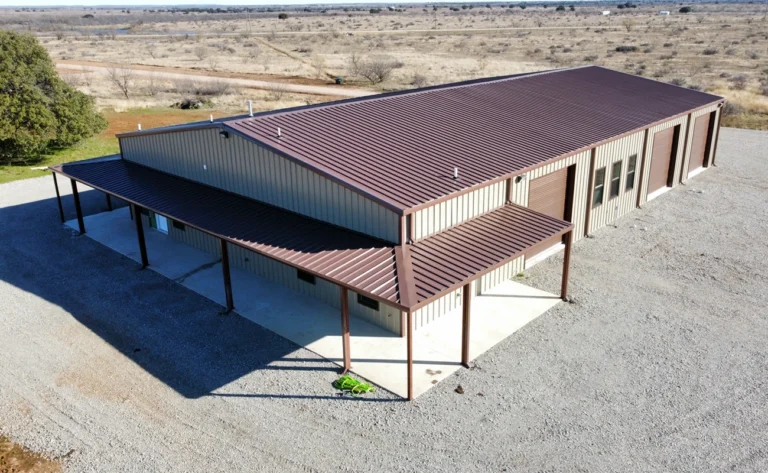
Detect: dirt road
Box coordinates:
(56, 61, 374, 98)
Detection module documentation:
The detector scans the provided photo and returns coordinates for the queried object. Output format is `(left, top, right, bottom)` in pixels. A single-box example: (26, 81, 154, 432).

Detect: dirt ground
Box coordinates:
(0, 436, 60, 473)
(1, 128, 767, 472)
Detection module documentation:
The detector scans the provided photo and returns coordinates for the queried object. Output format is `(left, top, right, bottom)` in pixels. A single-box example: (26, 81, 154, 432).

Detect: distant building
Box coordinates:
(659, 10, 670, 15)
(602, 10, 611, 15)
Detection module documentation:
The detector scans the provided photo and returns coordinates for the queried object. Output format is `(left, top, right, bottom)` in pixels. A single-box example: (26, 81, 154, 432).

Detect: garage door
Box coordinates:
(527, 168, 568, 257)
(648, 127, 675, 194)
(687, 113, 712, 177)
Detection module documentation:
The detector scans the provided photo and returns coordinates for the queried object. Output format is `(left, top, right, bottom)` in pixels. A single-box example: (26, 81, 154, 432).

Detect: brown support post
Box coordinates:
(52, 172, 65, 223)
(340, 287, 351, 374)
(399, 215, 407, 246)
(399, 311, 406, 338)
(583, 148, 597, 237)
(678, 113, 693, 185)
(106, 194, 113, 211)
(70, 179, 85, 234)
(636, 129, 651, 209)
(408, 213, 415, 244)
(132, 204, 149, 268)
(407, 310, 414, 401)
(561, 230, 573, 301)
(220, 239, 234, 312)
(461, 282, 472, 368)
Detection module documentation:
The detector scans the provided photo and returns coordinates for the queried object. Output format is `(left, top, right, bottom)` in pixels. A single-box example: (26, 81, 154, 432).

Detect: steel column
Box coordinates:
(340, 286, 351, 373)
(70, 179, 85, 234)
(220, 239, 234, 312)
(106, 194, 113, 211)
(561, 230, 573, 301)
(400, 311, 406, 338)
(461, 282, 472, 368)
(132, 203, 149, 268)
(583, 148, 597, 237)
(711, 110, 723, 166)
(505, 177, 513, 204)
(52, 172, 64, 223)
(636, 129, 651, 209)
(407, 310, 413, 401)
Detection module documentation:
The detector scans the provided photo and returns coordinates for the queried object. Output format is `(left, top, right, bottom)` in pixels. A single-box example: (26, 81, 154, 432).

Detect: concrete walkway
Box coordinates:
(67, 206, 561, 399)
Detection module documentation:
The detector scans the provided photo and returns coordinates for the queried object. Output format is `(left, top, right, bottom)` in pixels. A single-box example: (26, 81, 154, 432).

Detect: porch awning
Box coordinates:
(52, 158, 572, 312)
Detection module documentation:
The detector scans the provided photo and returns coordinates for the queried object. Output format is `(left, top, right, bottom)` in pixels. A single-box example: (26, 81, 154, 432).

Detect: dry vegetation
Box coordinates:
(0, 435, 61, 473)
(2, 2, 767, 127)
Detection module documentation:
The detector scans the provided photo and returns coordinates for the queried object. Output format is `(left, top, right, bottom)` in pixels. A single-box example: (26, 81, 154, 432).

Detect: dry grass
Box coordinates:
(7, 3, 768, 128)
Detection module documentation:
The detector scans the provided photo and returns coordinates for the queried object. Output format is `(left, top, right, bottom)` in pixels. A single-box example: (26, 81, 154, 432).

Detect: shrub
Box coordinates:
(556, 5, 565, 11)
(615, 45, 638, 53)
(278, 13, 288, 20)
(0, 31, 106, 164)
(702, 48, 718, 55)
(729, 75, 747, 90)
(349, 53, 403, 84)
(679, 6, 692, 13)
(721, 102, 742, 116)
(369, 8, 381, 14)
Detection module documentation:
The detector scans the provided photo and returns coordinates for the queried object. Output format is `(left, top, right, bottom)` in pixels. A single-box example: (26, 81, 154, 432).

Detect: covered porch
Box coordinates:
(51, 157, 574, 400)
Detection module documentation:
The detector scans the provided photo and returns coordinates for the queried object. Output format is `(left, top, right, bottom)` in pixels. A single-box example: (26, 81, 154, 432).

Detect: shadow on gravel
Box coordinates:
(0, 185, 397, 402)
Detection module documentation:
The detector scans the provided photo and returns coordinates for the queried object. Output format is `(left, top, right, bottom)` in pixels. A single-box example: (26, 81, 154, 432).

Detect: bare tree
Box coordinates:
(144, 73, 161, 96)
(147, 42, 158, 59)
(80, 66, 94, 86)
(266, 83, 288, 101)
(106, 67, 134, 99)
(194, 46, 208, 61)
(349, 54, 404, 85)
(623, 18, 636, 32)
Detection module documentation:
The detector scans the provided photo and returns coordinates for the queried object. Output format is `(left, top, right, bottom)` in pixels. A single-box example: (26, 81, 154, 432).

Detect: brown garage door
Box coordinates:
(648, 127, 675, 194)
(687, 113, 712, 177)
(527, 168, 568, 257)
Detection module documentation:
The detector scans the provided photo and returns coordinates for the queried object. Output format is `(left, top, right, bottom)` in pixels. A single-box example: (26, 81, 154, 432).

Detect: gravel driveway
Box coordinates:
(1, 128, 767, 472)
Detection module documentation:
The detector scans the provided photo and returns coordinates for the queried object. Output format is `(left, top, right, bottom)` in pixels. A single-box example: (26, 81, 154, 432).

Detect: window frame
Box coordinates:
(296, 269, 316, 285)
(357, 294, 380, 311)
(592, 167, 606, 208)
(626, 154, 637, 191)
(609, 160, 622, 199)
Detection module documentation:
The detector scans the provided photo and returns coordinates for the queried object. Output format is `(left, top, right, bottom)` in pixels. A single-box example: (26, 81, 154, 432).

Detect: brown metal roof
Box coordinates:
(224, 66, 722, 213)
(52, 158, 572, 312)
(408, 204, 572, 310)
(52, 158, 403, 309)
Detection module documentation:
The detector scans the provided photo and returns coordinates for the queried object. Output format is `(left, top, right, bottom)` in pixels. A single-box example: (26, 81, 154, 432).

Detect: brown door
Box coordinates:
(648, 127, 675, 194)
(687, 113, 712, 176)
(527, 168, 568, 257)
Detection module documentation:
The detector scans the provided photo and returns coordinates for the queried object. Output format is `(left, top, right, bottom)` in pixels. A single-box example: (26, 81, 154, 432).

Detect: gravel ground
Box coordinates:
(1, 127, 767, 473)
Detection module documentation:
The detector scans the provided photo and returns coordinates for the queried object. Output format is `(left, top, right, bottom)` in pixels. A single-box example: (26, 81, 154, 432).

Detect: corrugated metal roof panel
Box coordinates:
(226, 66, 721, 212)
(52, 159, 572, 311)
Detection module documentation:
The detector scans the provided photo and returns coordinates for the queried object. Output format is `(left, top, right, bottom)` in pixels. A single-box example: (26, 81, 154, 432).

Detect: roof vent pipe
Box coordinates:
(277, 127, 282, 139)
(248, 100, 253, 117)
(453, 167, 458, 180)
(210, 114, 213, 123)
(138, 123, 141, 131)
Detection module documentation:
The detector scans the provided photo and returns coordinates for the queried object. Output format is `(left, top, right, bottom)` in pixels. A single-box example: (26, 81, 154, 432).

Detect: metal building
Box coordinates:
(50, 66, 723, 400)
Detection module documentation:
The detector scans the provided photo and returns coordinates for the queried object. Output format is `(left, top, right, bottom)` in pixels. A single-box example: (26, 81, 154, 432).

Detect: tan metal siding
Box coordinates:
(508, 149, 591, 242)
(680, 104, 721, 184)
(477, 256, 525, 294)
(639, 115, 689, 204)
(412, 181, 505, 240)
(589, 130, 646, 233)
(163, 222, 401, 334)
(120, 129, 400, 243)
(413, 287, 462, 331)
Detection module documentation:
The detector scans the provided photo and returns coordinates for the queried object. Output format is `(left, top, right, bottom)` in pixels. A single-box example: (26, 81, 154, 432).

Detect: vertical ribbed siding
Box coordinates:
(588, 130, 645, 233)
(638, 115, 689, 205)
(477, 256, 525, 294)
(120, 129, 400, 243)
(413, 287, 462, 331)
(164, 223, 401, 334)
(679, 104, 721, 183)
(411, 180, 506, 240)
(507, 150, 591, 242)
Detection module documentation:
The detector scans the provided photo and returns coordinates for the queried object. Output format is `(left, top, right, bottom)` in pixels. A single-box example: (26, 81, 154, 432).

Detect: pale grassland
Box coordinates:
(5, 3, 768, 126)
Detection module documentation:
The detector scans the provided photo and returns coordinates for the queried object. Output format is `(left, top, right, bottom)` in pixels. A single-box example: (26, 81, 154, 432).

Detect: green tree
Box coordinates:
(0, 31, 106, 164)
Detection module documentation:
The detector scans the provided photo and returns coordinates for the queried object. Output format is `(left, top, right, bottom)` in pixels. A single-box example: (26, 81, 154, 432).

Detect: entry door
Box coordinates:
(687, 113, 713, 176)
(647, 127, 675, 194)
(527, 168, 568, 257)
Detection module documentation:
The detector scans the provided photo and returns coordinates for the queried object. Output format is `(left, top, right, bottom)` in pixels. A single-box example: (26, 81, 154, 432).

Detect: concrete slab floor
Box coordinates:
(66, 207, 562, 399)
